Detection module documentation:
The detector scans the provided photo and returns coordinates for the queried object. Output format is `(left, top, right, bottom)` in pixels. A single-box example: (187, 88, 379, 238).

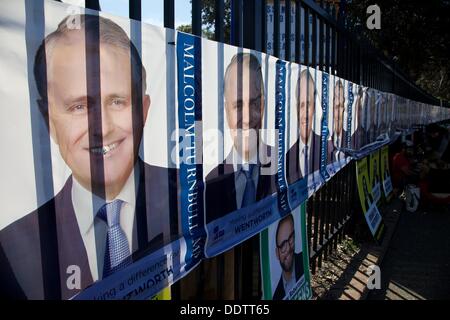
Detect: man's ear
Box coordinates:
(143, 94, 151, 124)
(275, 246, 280, 261)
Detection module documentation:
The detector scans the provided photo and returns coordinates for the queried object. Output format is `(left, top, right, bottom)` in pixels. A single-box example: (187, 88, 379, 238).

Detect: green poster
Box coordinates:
(380, 146, 393, 200)
(260, 204, 312, 300)
(356, 157, 385, 242)
(151, 287, 171, 300)
(369, 150, 382, 204)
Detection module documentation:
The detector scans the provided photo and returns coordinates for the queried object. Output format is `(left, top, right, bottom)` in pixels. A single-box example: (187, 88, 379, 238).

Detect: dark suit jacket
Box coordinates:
(273, 252, 304, 300)
(368, 124, 377, 144)
(351, 125, 366, 150)
(285, 133, 321, 185)
(0, 159, 178, 300)
(327, 133, 346, 165)
(205, 144, 278, 224)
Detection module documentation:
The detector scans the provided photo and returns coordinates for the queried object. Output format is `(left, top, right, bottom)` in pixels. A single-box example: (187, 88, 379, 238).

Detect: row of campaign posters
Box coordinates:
(355, 146, 394, 244)
(1, 0, 449, 300)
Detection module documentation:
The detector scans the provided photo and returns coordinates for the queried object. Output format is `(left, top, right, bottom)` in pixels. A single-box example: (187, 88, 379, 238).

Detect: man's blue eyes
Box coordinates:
(70, 104, 86, 113)
(69, 99, 126, 112)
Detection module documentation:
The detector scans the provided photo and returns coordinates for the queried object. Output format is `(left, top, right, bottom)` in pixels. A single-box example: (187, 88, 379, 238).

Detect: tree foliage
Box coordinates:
(346, 0, 450, 102)
(176, 0, 231, 41)
(176, 0, 449, 103)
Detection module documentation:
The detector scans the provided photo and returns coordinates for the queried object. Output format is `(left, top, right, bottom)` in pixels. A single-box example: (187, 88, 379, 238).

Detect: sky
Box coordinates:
(62, 0, 192, 28)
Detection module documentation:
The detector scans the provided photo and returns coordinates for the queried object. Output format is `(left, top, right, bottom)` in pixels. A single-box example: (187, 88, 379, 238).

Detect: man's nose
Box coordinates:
(100, 107, 114, 137)
(240, 104, 250, 129)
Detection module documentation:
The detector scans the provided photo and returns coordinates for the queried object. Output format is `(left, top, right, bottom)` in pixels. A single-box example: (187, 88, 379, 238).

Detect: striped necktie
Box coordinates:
(97, 199, 131, 278)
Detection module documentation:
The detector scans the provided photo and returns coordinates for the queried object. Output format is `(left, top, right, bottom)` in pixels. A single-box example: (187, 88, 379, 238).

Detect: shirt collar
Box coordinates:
(72, 165, 138, 236)
(299, 133, 313, 152)
(231, 145, 259, 172)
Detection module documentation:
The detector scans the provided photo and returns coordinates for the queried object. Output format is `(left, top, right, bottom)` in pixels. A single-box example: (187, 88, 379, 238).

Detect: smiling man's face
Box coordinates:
(333, 83, 345, 137)
(46, 32, 150, 199)
(298, 75, 315, 145)
(224, 61, 264, 160)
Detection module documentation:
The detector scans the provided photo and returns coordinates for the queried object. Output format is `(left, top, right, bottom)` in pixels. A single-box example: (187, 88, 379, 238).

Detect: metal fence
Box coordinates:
(75, 0, 437, 299)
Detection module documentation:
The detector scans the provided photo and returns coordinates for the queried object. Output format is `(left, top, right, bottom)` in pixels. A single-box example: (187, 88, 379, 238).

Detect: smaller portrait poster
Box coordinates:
(260, 204, 312, 300)
(369, 150, 382, 204)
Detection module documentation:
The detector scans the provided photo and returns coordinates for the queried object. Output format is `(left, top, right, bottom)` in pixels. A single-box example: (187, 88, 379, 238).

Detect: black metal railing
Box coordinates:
(74, 0, 443, 299)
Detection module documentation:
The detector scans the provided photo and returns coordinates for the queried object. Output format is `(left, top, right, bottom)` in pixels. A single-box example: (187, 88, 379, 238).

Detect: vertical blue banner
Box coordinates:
(346, 82, 354, 149)
(320, 72, 330, 180)
(275, 60, 291, 215)
(176, 32, 206, 271)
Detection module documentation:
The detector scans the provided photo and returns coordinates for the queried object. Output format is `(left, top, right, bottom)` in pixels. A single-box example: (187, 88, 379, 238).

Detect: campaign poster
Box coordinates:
(260, 204, 312, 300)
(380, 146, 393, 200)
(202, 46, 280, 258)
(151, 287, 171, 300)
(325, 75, 348, 176)
(369, 150, 382, 204)
(367, 89, 377, 144)
(285, 62, 309, 210)
(350, 85, 368, 151)
(355, 158, 384, 242)
(307, 67, 325, 194)
(0, 0, 190, 300)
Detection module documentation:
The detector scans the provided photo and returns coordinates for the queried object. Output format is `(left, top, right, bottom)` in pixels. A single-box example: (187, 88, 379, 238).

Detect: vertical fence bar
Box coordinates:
(325, 21, 330, 73)
(164, 0, 174, 28)
(192, 0, 202, 36)
(231, 0, 243, 46)
(330, 172, 337, 253)
(312, 193, 320, 272)
(311, 12, 316, 68)
(273, 0, 280, 58)
(261, 0, 267, 53)
(318, 17, 323, 70)
(215, 0, 224, 42)
(323, 183, 331, 260)
(129, 0, 141, 21)
(295, 0, 301, 64)
(85, 0, 100, 10)
(285, 0, 291, 61)
(304, 5, 309, 67)
(307, 199, 313, 259)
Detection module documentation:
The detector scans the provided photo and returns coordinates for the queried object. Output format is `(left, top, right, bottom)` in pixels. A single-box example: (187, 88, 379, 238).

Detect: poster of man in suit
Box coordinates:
(350, 85, 368, 150)
(327, 78, 347, 170)
(204, 52, 277, 225)
(260, 206, 311, 300)
(285, 67, 321, 185)
(0, 9, 180, 299)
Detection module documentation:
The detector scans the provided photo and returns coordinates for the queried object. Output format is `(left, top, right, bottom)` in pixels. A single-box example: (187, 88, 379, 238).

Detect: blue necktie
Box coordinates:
(241, 164, 256, 208)
(303, 146, 309, 176)
(97, 199, 131, 278)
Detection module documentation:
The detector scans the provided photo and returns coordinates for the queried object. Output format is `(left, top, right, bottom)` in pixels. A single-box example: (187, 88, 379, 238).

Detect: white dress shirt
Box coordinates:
(282, 261, 297, 297)
(333, 133, 343, 162)
(72, 168, 138, 281)
(299, 135, 313, 177)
